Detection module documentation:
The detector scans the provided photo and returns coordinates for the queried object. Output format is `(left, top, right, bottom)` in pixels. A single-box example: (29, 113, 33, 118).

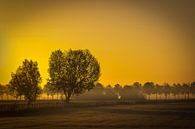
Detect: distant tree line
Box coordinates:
(0, 49, 195, 104)
(1, 81, 195, 102)
(72, 82, 195, 101)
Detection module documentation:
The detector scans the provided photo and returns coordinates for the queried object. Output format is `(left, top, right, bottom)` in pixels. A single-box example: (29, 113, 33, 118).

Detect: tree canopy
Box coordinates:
(0, 84, 6, 97)
(48, 49, 101, 103)
(9, 59, 42, 104)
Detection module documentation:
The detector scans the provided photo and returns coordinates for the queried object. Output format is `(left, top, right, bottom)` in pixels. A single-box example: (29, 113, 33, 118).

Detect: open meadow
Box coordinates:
(0, 102, 195, 129)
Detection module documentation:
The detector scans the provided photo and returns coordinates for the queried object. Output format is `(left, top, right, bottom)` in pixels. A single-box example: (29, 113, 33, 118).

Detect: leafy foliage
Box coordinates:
(48, 49, 101, 103)
(9, 59, 42, 104)
(0, 84, 6, 97)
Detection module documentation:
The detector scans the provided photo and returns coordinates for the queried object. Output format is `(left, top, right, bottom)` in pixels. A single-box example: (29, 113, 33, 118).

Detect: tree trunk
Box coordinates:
(187, 92, 190, 100)
(148, 94, 150, 100)
(64, 89, 72, 104)
(47, 94, 49, 100)
(156, 93, 158, 101)
(65, 96, 70, 103)
(65, 92, 72, 103)
(165, 94, 167, 100)
(57, 93, 59, 100)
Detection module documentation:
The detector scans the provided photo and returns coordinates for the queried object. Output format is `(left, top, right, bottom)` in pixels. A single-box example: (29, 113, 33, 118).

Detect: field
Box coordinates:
(0, 102, 195, 129)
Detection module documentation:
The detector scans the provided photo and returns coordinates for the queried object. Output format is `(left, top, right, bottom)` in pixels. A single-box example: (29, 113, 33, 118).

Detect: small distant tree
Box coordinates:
(181, 83, 191, 100)
(3, 84, 11, 100)
(163, 83, 171, 100)
(132, 82, 142, 89)
(114, 84, 122, 99)
(9, 59, 42, 104)
(43, 82, 57, 100)
(122, 85, 131, 99)
(191, 82, 195, 99)
(0, 84, 5, 99)
(153, 84, 159, 100)
(94, 83, 104, 94)
(143, 82, 155, 100)
(132, 82, 142, 94)
(95, 83, 104, 89)
(48, 49, 100, 103)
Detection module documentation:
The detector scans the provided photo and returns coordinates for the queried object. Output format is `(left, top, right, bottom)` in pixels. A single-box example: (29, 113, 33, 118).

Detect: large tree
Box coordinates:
(9, 59, 42, 104)
(48, 49, 101, 103)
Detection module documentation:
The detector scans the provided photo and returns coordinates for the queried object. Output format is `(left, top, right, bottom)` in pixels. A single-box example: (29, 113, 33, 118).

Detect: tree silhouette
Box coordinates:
(172, 83, 178, 99)
(48, 49, 100, 103)
(132, 82, 142, 97)
(94, 83, 104, 95)
(132, 82, 142, 89)
(114, 84, 122, 99)
(143, 82, 155, 100)
(44, 82, 57, 100)
(182, 83, 191, 100)
(0, 84, 5, 99)
(154, 84, 160, 100)
(191, 82, 195, 98)
(9, 59, 42, 104)
(163, 83, 171, 100)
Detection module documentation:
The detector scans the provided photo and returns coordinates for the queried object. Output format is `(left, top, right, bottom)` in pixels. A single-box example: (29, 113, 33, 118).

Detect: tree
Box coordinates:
(182, 83, 191, 100)
(9, 59, 42, 104)
(191, 82, 195, 99)
(94, 83, 104, 94)
(154, 84, 160, 100)
(163, 83, 171, 100)
(143, 82, 155, 100)
(0, 84, 6, 99)
(132, 82, 142, 89)
(132, 82, 142, 96)
(43, 82, 57, 100)
(114, 84, 122, 99)
(48, 49, 101, 103)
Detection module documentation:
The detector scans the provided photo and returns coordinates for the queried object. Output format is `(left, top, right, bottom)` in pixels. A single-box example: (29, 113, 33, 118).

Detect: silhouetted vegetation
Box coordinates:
(0, 49, 194, 108)
(1, 81, 195, 103)
(0, 84, 6, 99)
(47, 49, 101, 103)
(0, 57, 195, 129)
(8, 59, 42, 104)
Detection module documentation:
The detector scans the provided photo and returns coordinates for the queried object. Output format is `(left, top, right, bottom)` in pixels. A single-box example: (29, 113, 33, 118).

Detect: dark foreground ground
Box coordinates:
(0, 102, 195, 129)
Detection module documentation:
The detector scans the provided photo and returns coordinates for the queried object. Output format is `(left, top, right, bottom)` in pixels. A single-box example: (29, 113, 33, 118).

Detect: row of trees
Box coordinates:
(0, 49, 100, 104)
(0, 49, 194, 104)
(141, 82, 195, 100)
(1, 80, 195, 102)
(72, 82, 195, 101)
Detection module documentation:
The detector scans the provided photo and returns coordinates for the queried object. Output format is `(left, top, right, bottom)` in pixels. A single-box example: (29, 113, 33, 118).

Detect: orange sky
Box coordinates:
(0, 1, 195, 86)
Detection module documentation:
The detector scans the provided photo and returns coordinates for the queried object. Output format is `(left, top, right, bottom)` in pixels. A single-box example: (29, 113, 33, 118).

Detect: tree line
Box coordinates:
(0, 49, 100, 104)
(0, 49, 194, 104)
(1, 81, 195, 102)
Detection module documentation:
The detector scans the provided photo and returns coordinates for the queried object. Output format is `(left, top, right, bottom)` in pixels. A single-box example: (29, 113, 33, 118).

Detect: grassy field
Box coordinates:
(0, 102, 195, 129)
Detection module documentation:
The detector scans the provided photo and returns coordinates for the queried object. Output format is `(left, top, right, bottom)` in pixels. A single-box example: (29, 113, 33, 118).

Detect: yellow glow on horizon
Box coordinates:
(0, 1, 194, 86)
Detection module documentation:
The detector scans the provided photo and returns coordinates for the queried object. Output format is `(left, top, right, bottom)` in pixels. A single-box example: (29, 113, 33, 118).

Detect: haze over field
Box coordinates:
(0, 0, 195, 86)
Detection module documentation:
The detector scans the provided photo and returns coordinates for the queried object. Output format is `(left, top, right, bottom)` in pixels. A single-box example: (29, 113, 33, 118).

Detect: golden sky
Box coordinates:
(0, 0, 195, 86)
